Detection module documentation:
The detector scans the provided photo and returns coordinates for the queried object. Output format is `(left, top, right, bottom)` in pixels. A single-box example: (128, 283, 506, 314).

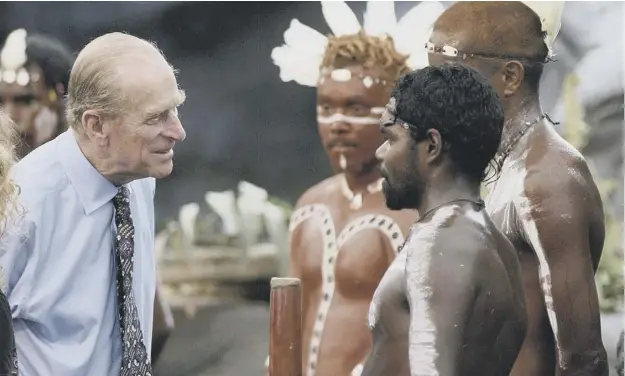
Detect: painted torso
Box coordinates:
(290, 174, 415, 376)
(485, 121, 605, 375)
(365, 203, 526, 376)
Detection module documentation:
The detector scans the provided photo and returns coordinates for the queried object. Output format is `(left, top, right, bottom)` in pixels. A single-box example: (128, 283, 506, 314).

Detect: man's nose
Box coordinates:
(375, 140, 389, 161)
(165, 117, 186, 142)
(329, 118, 351, 133)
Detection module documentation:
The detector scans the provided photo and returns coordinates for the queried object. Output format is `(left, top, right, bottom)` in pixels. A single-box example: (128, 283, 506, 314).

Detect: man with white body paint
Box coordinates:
(365, 63, 527, 376)
(270, 2, 444, 375)
(428, 2, 608, 375)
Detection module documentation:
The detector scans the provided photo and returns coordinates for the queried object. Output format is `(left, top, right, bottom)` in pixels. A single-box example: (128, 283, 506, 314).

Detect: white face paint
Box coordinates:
(370, 107, 385, 115)
(330, 68, 352, 82)
(351, 363, 364, 376)
(339, 154, 347, 170)
(317, 113, 380, 125)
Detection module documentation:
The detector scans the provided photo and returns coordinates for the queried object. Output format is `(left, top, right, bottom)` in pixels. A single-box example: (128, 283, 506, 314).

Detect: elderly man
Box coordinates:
(0, 32, 186, 376)
(0, 29, 74, 158)
(427, 2, 608, 376)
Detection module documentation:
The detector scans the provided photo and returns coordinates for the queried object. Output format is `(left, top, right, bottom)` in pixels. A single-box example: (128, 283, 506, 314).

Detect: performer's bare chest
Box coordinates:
(485, 163, 528, 247)
(291, 203, 406, 295)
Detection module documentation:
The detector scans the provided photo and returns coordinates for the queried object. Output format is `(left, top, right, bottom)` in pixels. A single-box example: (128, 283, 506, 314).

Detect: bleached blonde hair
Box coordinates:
(0, 111, 20, 235)
(65, 32, 169, 131)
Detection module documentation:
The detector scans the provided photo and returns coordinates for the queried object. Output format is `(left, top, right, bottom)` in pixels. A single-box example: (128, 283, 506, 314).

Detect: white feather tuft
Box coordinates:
(363, 2, 397, 37)
(284, 19, 328, 57)
(522, 1, 565, 58)
(393, 1, 446, 69)
(271, 19, 326, 87)
(321, 1, 361, 37)
(1, 29, 28, 71)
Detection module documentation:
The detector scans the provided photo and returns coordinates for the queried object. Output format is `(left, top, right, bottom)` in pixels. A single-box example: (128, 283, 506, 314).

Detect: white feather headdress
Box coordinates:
(521, 1, 565, 59)
(271, 1, 446, 87)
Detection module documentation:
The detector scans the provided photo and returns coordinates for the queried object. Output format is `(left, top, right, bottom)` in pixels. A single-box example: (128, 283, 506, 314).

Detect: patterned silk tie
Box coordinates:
(113, 186, 152, 376)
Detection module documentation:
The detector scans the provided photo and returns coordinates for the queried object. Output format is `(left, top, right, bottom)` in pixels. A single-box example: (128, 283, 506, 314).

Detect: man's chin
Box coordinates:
(149, 161, 174, 180)
(384, 198, 407, 211)
(382, 184, 417, 211)
(382, 191, 407, 211)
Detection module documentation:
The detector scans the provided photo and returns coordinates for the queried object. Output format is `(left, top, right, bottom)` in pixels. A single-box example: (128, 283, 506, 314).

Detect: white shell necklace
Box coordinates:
(340, 173, 383, 210)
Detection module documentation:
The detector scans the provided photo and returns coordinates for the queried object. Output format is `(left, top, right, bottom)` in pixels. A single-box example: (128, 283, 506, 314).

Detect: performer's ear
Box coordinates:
(501, 61, 524, 97)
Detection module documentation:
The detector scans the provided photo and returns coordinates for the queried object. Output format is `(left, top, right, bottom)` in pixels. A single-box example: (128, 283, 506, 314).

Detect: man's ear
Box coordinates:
(425, 128, 444, 164)
(502, 60, 525, 97)
(81, 110, 108, 145)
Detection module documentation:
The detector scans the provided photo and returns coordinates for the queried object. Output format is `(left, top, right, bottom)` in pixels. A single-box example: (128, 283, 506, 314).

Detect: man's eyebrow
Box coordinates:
(144, 89, 187, 118)
(175, 89, 186, 106)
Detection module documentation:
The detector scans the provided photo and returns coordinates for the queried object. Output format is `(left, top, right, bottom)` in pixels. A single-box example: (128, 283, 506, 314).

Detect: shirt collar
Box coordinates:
(57, 130, 119, 215)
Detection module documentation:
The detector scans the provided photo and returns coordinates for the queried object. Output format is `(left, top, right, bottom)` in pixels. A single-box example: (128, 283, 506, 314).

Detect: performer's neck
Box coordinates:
(501, 95, 543, 152)
(417, 174, 481, 218)
(343, 167, 381, 193)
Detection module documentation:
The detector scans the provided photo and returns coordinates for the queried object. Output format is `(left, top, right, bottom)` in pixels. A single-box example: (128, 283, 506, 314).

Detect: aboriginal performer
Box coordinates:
(428, 2, 608, 375)
(270, 2, 443, 375)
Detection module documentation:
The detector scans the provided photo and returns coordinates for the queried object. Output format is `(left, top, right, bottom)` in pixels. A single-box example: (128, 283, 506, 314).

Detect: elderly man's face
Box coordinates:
(106, 58, 186, 181)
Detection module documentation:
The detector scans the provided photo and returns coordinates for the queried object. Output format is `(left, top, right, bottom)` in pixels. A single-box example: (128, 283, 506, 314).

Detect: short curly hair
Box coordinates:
(321, 31, 410, 82)
(392, 63, 504, 182)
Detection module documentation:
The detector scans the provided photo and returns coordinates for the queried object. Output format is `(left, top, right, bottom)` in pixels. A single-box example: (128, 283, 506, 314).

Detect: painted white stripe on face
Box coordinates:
(317, 114, 380, 125)
(517, 195, 564, 369)
(351, 363, 364, 376)
(406, 205, 459, 376)
(288, 204, 406, 376)
(370, 107, 386, 115)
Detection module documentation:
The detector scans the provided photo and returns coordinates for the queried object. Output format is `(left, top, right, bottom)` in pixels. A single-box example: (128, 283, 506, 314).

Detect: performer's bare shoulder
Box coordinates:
(522, 123, 604, 265)
(364, 203, 526, 376)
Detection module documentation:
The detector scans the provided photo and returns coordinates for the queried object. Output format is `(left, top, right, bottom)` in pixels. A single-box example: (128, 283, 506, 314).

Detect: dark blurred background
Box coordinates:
(0, 2, 621, 375)
(2, 1, 620, 230)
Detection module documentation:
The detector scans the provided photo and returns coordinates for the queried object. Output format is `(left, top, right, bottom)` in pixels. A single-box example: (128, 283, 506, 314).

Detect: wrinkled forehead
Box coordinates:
(316, 65, 392, 106)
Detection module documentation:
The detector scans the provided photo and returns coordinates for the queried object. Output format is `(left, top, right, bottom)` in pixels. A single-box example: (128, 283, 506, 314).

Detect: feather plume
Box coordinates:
(393, 1, 446, 68)
(321, 1, 361, 37)
(522, 1, 565, 57)
(363, 2, 397, 37)
(1, 29, 27, 71)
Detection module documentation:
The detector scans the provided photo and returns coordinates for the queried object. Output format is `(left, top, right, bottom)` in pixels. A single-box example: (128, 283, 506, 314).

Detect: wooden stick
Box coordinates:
(269, 277, 302, 376)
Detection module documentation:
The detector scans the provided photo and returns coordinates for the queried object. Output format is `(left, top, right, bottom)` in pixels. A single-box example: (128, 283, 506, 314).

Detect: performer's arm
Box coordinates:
(519, 172, 608, 376)
(405, 234, 478, 375)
